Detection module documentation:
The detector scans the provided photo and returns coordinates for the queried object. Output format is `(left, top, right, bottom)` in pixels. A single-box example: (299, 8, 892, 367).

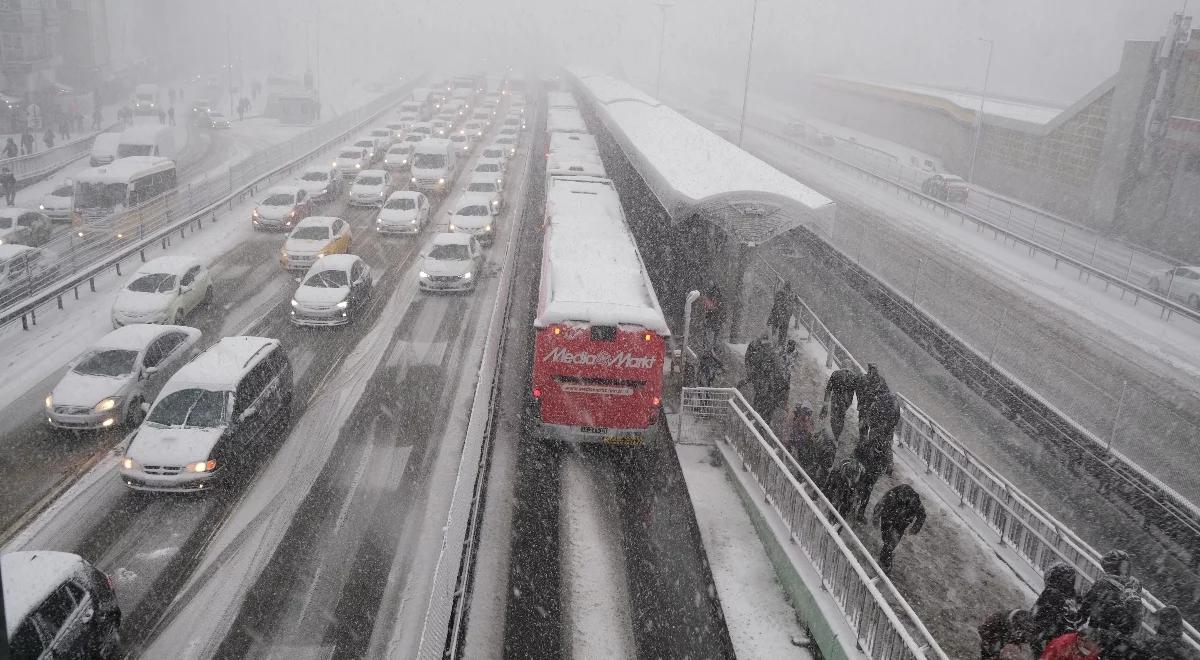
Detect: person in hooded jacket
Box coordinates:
(767, 282, 796, 345)
(855, 363, 890, 437)
(1080, 550, 1141, 628)
(1137, 605, 1199, 660)
(852, 391, 900, 521)
(819, 368, 860, 442)
(1031, 563, 1082, 653)
(824, 458, 863, 522)
(978, 608, 1035, 660)
(872, 483, 925, 573)
(741, 332, 770, 389)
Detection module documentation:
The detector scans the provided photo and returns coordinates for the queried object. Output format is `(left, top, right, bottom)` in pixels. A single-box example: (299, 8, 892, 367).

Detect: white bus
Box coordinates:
(117, 125, 176, 160)
(72, 157, 178, 238)
(132, 83, 160, 115)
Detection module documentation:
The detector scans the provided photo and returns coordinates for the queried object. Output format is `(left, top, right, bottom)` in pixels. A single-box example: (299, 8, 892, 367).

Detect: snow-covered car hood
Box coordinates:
(351, 184, 386, 195)
(378, 208, 418, 224)
(451, 214, 490, 230)
(294, 284, 349, 306)
(255, 204, 293, 220)
(0, 227, 21, 244)
(297, 181, 328, 195)
(334, 158, 362, 168)
(128, 425, 225, 465)
(113, 290, 173, 316)
(40, 196, 72, 210)
(51, 371, 132, 408)
(284, 238, 330, 255)
(384, 154, 410, 166)
(422, 258, 473, 277)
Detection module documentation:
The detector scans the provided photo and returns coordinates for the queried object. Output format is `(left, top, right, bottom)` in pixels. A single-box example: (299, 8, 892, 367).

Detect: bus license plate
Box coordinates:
(580, 426, 607, 434)
(603, 434, 642, 446)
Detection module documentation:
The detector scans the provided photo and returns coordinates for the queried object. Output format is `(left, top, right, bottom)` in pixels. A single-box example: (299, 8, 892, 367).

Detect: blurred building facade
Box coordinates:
(803, 13, 1200, 262)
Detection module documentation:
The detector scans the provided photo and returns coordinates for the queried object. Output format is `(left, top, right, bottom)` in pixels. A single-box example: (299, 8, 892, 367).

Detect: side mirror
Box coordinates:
(140, 401, 151, 414)
(446, 210, 453, 216)
(239, 407, 257, 422)
(143, 365, 159, 375)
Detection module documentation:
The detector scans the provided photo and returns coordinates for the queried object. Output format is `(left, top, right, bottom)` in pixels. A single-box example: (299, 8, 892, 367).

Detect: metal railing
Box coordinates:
(679, 386, 947, 660)
(0, 126, 118, 184)
(754, 260, 1200, 650)
(0, 83, 417, 330)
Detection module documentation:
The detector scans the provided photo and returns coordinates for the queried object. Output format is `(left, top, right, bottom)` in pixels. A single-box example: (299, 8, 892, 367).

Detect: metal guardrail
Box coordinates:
(0, 84, 417, 331)
(1, 125, 118, 185)
(679, 387, 947, 660)
(751, 125, 1200, 328)
(754, 260, 1200, 651)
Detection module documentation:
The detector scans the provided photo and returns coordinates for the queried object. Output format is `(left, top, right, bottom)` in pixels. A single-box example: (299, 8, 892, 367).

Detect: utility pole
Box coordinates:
(226, 12, 234, 117)
(967, 37, 994, 184)
(654, 2, 671, 98)
(737, 0, 760, 148)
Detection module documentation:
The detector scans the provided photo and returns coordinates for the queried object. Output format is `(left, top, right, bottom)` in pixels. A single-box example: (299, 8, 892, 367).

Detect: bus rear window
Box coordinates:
(591, 325, 616, 342)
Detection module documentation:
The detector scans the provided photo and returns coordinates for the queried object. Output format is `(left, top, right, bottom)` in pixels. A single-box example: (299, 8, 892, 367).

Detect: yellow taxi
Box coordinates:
(279, 215, 352, 271)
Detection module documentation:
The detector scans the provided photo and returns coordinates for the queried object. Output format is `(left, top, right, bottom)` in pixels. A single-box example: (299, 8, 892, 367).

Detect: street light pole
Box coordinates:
(737, 0, 760, 148)
(967, 37, 994, 184)
(654, 2, 671, 98)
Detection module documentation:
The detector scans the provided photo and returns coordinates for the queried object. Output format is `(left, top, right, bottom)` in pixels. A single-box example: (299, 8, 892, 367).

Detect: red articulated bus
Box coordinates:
(528, 174, 670, 445)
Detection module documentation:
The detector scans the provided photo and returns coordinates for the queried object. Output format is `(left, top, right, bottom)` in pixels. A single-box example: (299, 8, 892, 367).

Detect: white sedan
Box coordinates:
(111, 256, 212, 328)
(46, 325, 201, 430)
(376, 191, 430, 235)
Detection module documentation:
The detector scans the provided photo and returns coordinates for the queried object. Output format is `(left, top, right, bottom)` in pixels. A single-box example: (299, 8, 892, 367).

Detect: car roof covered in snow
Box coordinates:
(265, 183, 303, 197)
(164, 336, 278, 391)
(354, 169, 387, 179)
(307, 253, 359, 272)
(96, 324, 199, 352)
(569, 70, 834, 241)
(0, 243, 37, 260)
(295, 215, 341, 229)
(3, 551, 88, 636)
(451, 194, 493, 213)
(467, 172, 501, 186)
(135, 255, 203, 277)
(430, 232, 472, 247)
(536, 175, 670, 335)
(304, 164, 335, 175)
(387, 190, 422, 201)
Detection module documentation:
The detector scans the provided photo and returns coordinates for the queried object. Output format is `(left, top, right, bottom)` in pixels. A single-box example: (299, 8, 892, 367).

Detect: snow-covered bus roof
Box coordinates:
(536, 175, 670, 335)
(119, 124, 170, 145)
(547, 108, 588, 134)
(547, 91, 578, 110)
(568, 70, 834, 243)
(74, 156, 175, 184)
(548, 132, 599, 156)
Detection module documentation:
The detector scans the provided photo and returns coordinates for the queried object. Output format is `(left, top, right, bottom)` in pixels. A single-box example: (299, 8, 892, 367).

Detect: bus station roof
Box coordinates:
(569, 70, 835, 244)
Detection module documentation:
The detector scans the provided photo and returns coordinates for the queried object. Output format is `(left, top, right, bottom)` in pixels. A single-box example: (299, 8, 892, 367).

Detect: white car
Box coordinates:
(289, 254, 373, 327)
(401, 132, 426, 148)
(0, 208, 52, 246)
(502, 115, 525, 132)
(352, 136, 380, 163)
(251, 184, 312, 231)
(333, 147, 370, 178)
(369, 127, 395, 149)
(464, 173, 503, 212)
(461, 121, 485, 139)
(39, 181, 74, 222)
(385, 122, 408, 139)
(493, 135, 517, 158)
(46, 325, 202, 430)
(376, 191, 430, 235)
(349, 169, 394, 207)
(296, 165, 342, 205)
(383, 143, 414, 171)
(419, 233, 484, 292)
(449, 133, 471, 153)
(480, 145, 509, 165)
(473, 159, 504, 185)
(398, 111, 419, 124)
(111, 256, 212, 328)
(279, 216, 352, 271)
(431, 118, 451, 137)
(447, 195, 497, 245)
(1149, 266, 1200, 308)
(408, 122, 434, 140)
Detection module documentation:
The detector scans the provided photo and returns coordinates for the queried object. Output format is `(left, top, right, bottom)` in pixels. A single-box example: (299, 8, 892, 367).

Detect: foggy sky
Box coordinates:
(157, 0, 1189, 108)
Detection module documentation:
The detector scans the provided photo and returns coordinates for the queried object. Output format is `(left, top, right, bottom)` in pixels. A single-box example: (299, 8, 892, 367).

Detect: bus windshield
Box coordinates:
(75, 181, 128, 210)
(413, 153, 445, 169)
(118, 144, 154, 158)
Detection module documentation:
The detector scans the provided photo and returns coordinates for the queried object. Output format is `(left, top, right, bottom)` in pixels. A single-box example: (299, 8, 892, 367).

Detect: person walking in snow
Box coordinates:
(824, 458, 863, 522)
(1, 168, 17, 206)
(1030, 563, 1082, 653)
(42, 128, 54, 149)
(1080, 550, 1140, 629)
(855, 363, 890, 437)
(786, 401, 815, 463)
(872, 483, 925, 573)
(853, 390, 900, 522)
(696, 349, 724, 387)
(819, 368, 861, 442)
(3, 138, 18, 159)
(20, 130, 33, 155)
(741, 332, 770, 389)
(700, 283, 724, 349)
(767, 281, 796, 345)
(978, 608, 1035, 660)
(752, 348, 788, 425)
(1137, 605, 1199, 660)
(92, 105, 102, 130)
(167, 106, 175, 126)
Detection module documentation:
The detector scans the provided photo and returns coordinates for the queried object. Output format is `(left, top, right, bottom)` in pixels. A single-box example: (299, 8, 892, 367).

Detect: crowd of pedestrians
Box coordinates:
(979, 550, 1195, 659)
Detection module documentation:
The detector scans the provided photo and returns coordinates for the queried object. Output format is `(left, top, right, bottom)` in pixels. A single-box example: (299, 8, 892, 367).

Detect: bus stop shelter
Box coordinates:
(570, 70, 836, 341)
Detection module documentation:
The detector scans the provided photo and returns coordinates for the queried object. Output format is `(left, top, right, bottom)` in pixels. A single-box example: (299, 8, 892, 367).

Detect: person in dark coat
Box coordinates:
(701, 283, 724, 349)
(1138, 605, 1199, 659)
(819, 369, 860, 441)
(1080, 549, 1140, 628)
(696, 349, 723, 387)
(92, 106, 102, 130)
(1, 167, 16, 206)
(59, 118, 70, 140)
(786, 401, 814, 464)
(872, 483, 925, 573)
(20, 130, 33, 155)
(767, 282, 796, 345)
(824, 458, 864, 522)
(855, 363, 889, 437)
(1031, 563, 1082, 653)
(978, 608, 1034, 660)
(804, 427, 837, 488)
(167, 106, 176, 126)
(752, 349, 789, 425)
(741, 333, 770, 388)
(42, 128, 54, 149)
(853, 391, 899, 521)
(3, 138, 18, 159)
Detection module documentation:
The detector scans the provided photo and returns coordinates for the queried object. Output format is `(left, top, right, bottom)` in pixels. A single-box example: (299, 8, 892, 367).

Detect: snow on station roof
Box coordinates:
(536, 175, 670, 335)
(569, 70, 834, 244)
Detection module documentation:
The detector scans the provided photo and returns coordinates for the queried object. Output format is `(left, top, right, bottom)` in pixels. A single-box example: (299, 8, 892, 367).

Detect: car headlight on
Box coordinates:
(411, 177, 417, 183)
(122, 457, 137, 470)
(290, 299, 299, 308)
(419, 271, 430, 279)
(93, 397, 120, 413)
(319, 189, 327, 195)
(438, 178, 445, 185)
(39, 204, 44, 210)
(44, 394, 53, 409)
(355, 163, 361, 169)
(463, 271, 473, 280)
(335, 300, 349, 309)
(449, 223, 457, 231)
(410, 218, 418, 224)
(252, 209, 260, 218)
(332, 161, 338, 167)
(492, 199, 499, 206)
(190, 459, 217, 473)
(484, 224, 492, 232)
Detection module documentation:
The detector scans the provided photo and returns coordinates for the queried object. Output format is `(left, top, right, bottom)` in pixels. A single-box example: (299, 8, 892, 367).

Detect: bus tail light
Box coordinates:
(532, 387, 542, 399)
(644, 332, 653, 342)
(652, 396, 661, 406)
(552, 326, 561, 335)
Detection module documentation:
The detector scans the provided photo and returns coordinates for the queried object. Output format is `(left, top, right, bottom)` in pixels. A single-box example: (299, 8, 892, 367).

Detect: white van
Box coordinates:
(118, 125, 176, 161)
(90, 132, 121, 166)
(132, 83, 160, 114)
(410, 138, 456, 193)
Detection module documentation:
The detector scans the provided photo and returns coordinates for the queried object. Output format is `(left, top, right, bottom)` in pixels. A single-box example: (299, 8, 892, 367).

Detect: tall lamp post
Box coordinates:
(967, 37, 994, 184)
(654, 2, 672, 98)
(736, 0, 760, 148)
